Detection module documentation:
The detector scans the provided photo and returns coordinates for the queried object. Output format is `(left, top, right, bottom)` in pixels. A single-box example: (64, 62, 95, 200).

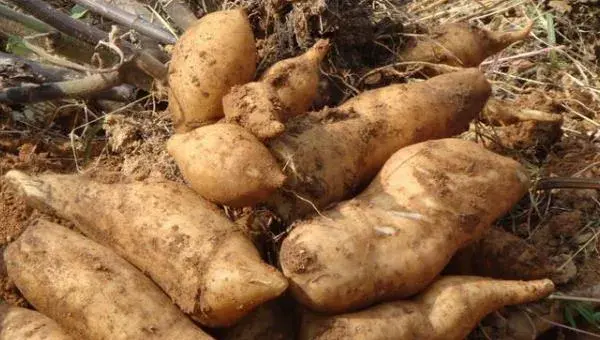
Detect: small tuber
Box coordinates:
(168, 9, 257, 132)
(399, 21, 533, 68)
(223, 39, 330, 140)
(167, 123, 286, 207)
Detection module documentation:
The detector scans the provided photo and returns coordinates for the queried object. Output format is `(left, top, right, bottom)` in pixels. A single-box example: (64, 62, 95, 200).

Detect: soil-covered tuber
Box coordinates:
(299, 276, 555, 340)
(223, 39, 330, 140)
(399, 21, 533, 68)
(280, 138, 530, 313)
(167, 123, 286, 207)
(4, 220, 213, 340)
(267, 68, 492, 222)
(168, 9, 257, 132)
(4, 172, 288, 327)
(0, 305, 74, 340)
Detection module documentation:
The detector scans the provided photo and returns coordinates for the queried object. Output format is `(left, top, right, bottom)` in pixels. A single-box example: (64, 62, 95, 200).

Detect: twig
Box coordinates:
(8, 0, 167, 82)
(160, 0, 197, 31)
(480, 45, 566, 66)
(536, 177, 600, 191)
(0, 70, 123, 104)
(0, 51, 75, 81)
(72, 0, 176, 44)
(524, 308, 600, 338)
(0, 51, 136, 102)
(548, 294, 600, 304)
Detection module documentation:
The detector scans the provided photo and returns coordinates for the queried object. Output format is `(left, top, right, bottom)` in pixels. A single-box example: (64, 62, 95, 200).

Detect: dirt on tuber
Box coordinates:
(168, 9, 257, 132)
(280, 138, 530, 313)
(4, 220, 213, 340)
(267, 68, 492, 222)
(167, 123, 286, 207)
(223, 39, 330, 140)
(299, 276, 555, 340)
(3, 171, 288, 327)
(0, 305, 74, 340)
(399, 21, 533, 68)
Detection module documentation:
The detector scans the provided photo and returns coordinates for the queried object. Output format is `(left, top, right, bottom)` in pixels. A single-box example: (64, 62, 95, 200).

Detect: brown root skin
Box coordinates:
(267, 68, 491, 222)
(280, 139, 530, 314)
(300, 276, 554, 340)
(260, 39, 330, 119)
(168, 9, 257, 133)
(5, 220, 212, 340)
(167, 123, 286, 207)
(223, 82, 286, 141)
(222, 39, 331, 140)
(400, 21, 533, 68)
(3, 171, 287, 327)
(0, 305, 74, 340)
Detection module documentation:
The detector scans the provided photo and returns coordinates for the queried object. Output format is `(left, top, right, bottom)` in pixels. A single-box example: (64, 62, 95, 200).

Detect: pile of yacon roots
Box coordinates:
(2, 9, 554, 340)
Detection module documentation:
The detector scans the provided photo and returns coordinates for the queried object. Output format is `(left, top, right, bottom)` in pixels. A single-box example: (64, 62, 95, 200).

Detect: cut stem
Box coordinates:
(536, 177, 600, 190)
(8, 0, 168, 82)
(72, 0, 177, 44)
(0, 70, 123, 104)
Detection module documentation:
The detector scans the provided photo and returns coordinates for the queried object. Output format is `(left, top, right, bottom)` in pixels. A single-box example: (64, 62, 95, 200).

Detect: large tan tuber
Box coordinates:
(4, 220, 213, 340)
(0, 305, 74, 340)
(3, 172, 288, 327)
(399, 21, 533, 67)
(267, 68, 492, 222)
(223, 39, 330, 140)
(280, 138, 530, 313)
(167, 123, 286, 207)
(299, 276, 555, 340)
(168, 9, 257, 132)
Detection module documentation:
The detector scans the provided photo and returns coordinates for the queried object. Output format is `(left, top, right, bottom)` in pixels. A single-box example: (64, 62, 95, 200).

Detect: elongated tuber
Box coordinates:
(399, 21, 533, 67)
(0, 305, 74, 340)
(223, 39, 330, 140)
(280, 138, 530, 313)
(169, 9, 257, 132)
(167, 123, 286, 207)
(4, 172, 288, 327)
(300, 276, 555, 340)
(4, 220, 213, 340)
(267, 68, 492, 222)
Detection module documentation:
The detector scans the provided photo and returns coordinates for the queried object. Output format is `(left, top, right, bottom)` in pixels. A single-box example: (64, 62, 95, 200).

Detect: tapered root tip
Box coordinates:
(489, 20, 534, 47)
(3, 170, 51, 212)
(307, 39, 331, 63)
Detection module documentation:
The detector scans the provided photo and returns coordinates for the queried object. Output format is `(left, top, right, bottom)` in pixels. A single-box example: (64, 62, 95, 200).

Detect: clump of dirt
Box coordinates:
(101, 111, 181, 182)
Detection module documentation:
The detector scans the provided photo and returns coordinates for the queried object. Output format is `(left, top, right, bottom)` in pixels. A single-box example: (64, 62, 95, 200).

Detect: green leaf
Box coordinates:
(70, 4, 89, 19)
(565, 306, 578, 328)
(5, 35, 31, 57)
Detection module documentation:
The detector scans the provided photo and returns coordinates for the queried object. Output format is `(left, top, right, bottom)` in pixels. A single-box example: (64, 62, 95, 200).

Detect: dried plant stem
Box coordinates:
(0, 70, 123, 104)
(536, 177, 600, 191)
(72, 0, 176, 44)
(160, 0, 196, 30)
(0, 52, 135, 102)
(9, 0, 167, 82)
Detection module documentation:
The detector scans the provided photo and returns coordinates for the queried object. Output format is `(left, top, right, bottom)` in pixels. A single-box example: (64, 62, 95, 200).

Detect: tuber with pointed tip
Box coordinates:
(400, 21, 534, 68)
(299, 276, 555, 340)
(169, 9, 257, 132)
(3, 172, 288, 327)
(223, 39, 330, 140)
(167, 123, 286, 207)
(0, 305, 74, 340)
(280, 138, 530, 313)
(4, 220, 213, 340)
(266, 68, 492, 222)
